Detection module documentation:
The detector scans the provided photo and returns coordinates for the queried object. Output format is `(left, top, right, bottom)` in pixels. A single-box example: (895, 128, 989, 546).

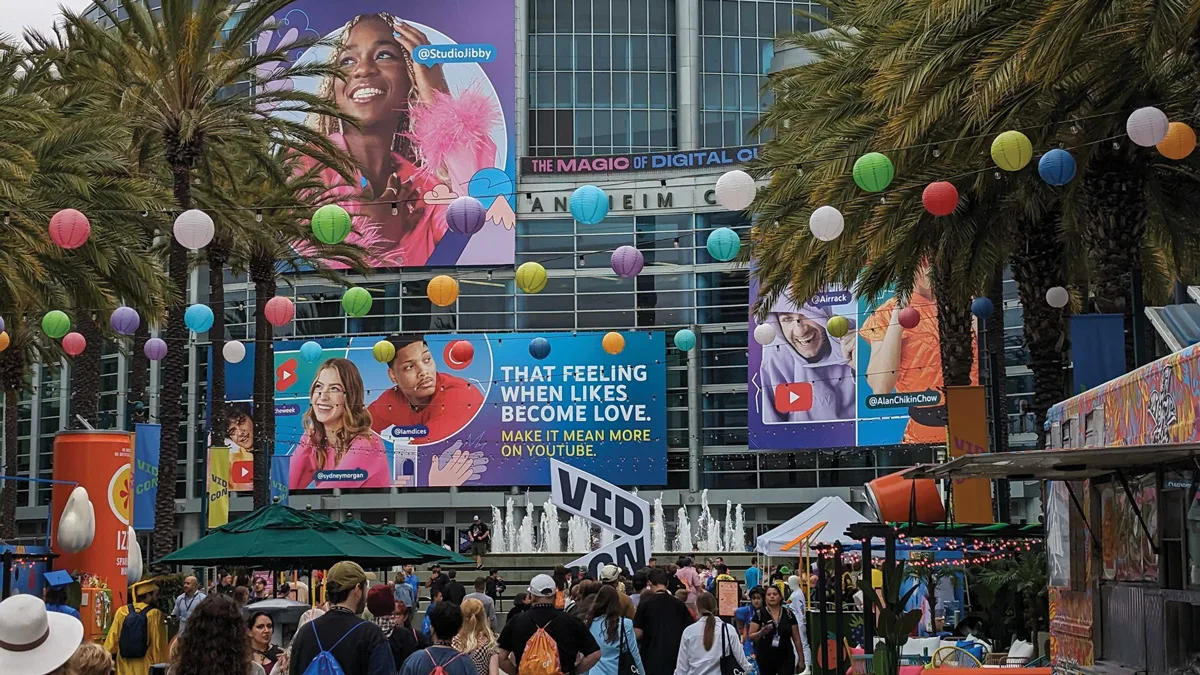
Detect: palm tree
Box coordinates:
(58, 0, 352, 563)
(973, 551, 1048, 656)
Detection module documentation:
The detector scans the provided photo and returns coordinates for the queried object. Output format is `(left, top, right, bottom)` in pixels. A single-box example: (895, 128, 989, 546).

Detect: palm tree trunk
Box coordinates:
(71, 311, 104, 429)
(208, 242, 229, 450)
(987, 268, 1008, 453)
(250, 257, 276, 509)
(1010, 215, 1070, 447)
(129, 319, 150, 421)
(0, 342, 26, 538)
(933, 256, 975, 387)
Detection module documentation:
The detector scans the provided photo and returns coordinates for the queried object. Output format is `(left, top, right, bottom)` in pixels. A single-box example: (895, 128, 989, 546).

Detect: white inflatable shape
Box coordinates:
(126, 526, 143, 584)
(57, 486, 95, 554)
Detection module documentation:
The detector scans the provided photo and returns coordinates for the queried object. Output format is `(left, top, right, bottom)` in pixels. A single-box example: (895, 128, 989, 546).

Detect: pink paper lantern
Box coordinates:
(898, 307, 921, 329)
(62, 332, 87, 356)
(610, 245, 645, 278)
(49, 209, 91, 249)
(264, 296, 295, 327)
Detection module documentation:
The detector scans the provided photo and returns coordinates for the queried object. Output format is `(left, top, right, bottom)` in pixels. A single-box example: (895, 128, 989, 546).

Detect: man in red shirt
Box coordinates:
(368, 334, 484, 445)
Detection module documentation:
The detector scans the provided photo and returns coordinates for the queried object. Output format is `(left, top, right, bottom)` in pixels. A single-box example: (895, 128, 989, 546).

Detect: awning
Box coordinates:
(903, 443, 1200, 481)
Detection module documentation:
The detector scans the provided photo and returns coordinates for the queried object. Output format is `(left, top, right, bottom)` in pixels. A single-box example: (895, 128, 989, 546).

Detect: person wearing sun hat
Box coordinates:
(0, 593, 84, 674)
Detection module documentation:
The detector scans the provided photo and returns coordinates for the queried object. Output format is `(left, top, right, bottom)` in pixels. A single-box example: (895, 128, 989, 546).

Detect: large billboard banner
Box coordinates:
(272, 1, 516, 268)
(218, 332, 667, 489)
(749, 263, 978, 450)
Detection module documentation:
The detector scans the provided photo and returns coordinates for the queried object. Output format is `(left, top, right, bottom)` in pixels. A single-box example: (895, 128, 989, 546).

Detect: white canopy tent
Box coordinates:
(755, 496, 870, 557)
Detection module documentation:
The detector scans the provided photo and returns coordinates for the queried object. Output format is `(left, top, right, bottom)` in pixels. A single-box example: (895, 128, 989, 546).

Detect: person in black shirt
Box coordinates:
(485, 568, 506, 610)
(498, 574, 600, 675)
(288, 560, 394, 675)
(666, 564, 683, 595)
(506, 591, 531, 624)
(633, 567, 693, 675)
(387, 601, 430, 669)
(443, 570, 467, 605)
(748, 585, 805, 675)
(468, 515, 491, 570)
(427, 565, 448, 601)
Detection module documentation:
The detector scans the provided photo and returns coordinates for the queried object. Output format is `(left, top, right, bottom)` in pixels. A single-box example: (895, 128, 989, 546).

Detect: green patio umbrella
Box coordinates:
(340, 519, 472, 565)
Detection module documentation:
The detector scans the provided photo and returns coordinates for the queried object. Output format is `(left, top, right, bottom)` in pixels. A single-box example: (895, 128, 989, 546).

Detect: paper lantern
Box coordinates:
(312, 204, 352, 244)
(264, 296, 295, 327)
(300, 341, 323, 363)
(991, 131, 1033, 171)
(602, 331, 625, 355)
(341, 287, 373, 317)
(529, 337, 551, 360)
(223, 340, 246, 364)
(49, 209, 90, 249)
(184, 304, 214, 333)
(372, 340, 396, 363)
(971, 297, 994, 319)
(0, 331, 8, 352)
(446, 195, 487, 235)
(1038, 149, 1076, 186)
(610, 246, 645, 278)
(922, 182, 958, 216)
(827, 315, 850, 339)
(714, 170, 756, 210)
(809, 206, 844, 242)
(852, 153, 894, 192)
(898, 307, 920, 329)
(0, 316, 5, 333)
(42, 311, 70, 339)
(1046, 286, 1069, 308)
(446, 340, 475, 369)
(569, 185, 609, 225)
(427, 275, 459, 307)
(61, 332, 86, 356)
(516, 262, 548, 294)
(706, 227, 741, 261)
(109, 307, 140, 336)
(1126, 107, 1169, 147)
(1157, 122, 1196, 160)
(753, 322, 777, 346)
(144, 337, 167, 361)
(673, 329, 696, 352)
(173, 209, 214, 250)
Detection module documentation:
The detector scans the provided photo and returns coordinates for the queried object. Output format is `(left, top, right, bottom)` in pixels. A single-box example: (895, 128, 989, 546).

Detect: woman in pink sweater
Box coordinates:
(289, 358, 391, 489)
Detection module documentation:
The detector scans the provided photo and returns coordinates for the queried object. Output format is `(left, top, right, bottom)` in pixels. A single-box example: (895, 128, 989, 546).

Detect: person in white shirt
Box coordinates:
(674, 592, 749, 675)
(787, 575, 811, 673)
(172, 575, 206, 635)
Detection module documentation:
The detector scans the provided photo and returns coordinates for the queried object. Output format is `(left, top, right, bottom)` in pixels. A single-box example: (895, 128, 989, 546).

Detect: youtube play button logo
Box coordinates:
(774, 383, 813, 414)
(232, 461, 253, 483)
(275, 358, 298, 392)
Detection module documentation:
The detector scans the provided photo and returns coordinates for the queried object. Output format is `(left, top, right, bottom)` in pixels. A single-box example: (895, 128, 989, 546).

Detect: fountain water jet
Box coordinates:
(567, 515, 591, 552)
(491, 505, 506, 553)
(651, 496, 667, 554)
(675, 507, 692, 552)
(538, 498, 561, 552)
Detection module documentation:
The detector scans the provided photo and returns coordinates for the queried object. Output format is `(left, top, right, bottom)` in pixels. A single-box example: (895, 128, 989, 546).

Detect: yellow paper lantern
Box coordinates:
(515, 262, 548, 294)
(990, 130, 1033, 171)
(372, 340, 396, 363)
(1157, 122, 1196, 160)
(0, 331, 8, 352)
(427, 275, 459, 307)
(602, 331, 625, 355)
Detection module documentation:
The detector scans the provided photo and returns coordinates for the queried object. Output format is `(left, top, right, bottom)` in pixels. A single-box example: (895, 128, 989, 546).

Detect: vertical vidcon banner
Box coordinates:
(132, 423, 161, 532)
(550, 459, 650, 577)
(272, 0, 517, 268)
(945, 386, 993, 523)
(207, 447, 231, 529)
(270, 456, 291, 506)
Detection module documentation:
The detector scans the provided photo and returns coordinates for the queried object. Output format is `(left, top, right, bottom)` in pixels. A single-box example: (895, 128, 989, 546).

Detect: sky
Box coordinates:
(0, 1, 95, 41)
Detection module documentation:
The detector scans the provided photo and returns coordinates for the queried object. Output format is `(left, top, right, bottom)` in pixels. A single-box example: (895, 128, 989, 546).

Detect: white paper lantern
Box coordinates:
(714, 170, 756, 211)
(223, 340, 247, 363)
(809, 206, 845, 242)
(1126, 107, 1169, 147)
(174, 209, 215, 250)
(1045, 286, 1069, 308)
(753, 322, 777, 346)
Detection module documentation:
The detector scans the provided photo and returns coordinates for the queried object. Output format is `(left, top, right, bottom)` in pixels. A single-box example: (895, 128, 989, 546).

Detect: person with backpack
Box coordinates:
(399, 602, 476, 675)
(497, 574, 600, 675)
(103, 579, 168, 675)
(287, 561, 394, 675)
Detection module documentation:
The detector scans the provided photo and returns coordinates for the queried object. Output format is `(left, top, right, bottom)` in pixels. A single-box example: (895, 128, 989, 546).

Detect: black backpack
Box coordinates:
(118, 603, 152, 659)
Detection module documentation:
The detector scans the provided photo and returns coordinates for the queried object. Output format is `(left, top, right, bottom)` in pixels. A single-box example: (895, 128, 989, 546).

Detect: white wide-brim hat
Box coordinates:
(0, 594, 84, 674)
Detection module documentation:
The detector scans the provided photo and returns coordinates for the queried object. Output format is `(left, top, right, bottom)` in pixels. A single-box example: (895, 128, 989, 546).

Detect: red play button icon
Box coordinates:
(774, 383, 813, 414)
(232, 461, 253, 483)
(275, 358, 298, 392)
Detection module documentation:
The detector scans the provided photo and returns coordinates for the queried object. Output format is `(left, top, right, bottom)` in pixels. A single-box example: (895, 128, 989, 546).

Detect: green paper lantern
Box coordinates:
(312, 204, 352, 245)
(991, 131, 1033, 171)
(852, 152, 894, 192)
(827, 315, 850, 339)
(341, 287, 373, 317)
(42, 310, 70, 339)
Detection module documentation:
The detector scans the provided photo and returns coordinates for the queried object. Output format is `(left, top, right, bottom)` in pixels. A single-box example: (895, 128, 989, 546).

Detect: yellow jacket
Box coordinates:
(104, 602, 168, 675)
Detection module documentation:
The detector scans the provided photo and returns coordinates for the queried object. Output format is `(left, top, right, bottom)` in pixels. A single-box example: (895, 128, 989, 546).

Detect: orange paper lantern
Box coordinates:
(1157, 122, 1196, 160)
(602, 331, 625, 355)
(427, 275, 459, 307)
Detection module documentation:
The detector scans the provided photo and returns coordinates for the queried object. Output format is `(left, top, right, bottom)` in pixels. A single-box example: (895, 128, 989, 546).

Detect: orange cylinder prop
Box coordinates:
(51, 431, 133, 604)
(866, 470, 945, 523)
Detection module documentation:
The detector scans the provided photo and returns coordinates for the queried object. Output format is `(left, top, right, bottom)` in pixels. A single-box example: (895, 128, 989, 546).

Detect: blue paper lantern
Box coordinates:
(300, 341, 323, 363)
(184, 304, 214, 333)
(674, 329, 696, 352)
(971, 297, 994, 320)
(706, 227, 741, 262)
(1038, 149, 1076, 186)
(529, 337, 551, 360)
(569, 185, 609, 225)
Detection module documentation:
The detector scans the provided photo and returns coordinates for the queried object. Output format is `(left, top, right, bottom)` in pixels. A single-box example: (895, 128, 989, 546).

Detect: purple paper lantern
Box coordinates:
(446, 195, 486, 235)
(144, 337, 167, 361)
(110, 307, 140, 336)
(610, 245, 644, 278)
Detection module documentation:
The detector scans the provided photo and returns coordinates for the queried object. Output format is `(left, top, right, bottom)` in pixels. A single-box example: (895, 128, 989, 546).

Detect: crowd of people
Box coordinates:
(0, 556, 811, 675)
